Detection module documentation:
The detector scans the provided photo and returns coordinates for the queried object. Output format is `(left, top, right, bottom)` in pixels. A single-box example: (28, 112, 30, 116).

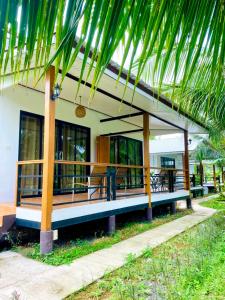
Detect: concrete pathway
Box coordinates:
(0, 196, 218, 300)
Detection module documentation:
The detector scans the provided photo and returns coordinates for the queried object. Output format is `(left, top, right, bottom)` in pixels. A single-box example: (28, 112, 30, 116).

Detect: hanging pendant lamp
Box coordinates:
(75, 96, 86, 118)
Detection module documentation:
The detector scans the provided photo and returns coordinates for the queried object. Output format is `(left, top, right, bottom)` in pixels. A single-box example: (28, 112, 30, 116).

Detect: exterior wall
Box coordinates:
(150, 152, 195, 174)
(0, 85, 136, 203)
(150, 153, 184, 171)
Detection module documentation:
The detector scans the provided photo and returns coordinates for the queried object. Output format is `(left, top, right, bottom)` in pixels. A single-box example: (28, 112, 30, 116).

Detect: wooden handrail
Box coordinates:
(17, 160, 44, 165)
(150, 166, 185, 172)
(54, 160, 144, 169)
(16, 159, 187, 172)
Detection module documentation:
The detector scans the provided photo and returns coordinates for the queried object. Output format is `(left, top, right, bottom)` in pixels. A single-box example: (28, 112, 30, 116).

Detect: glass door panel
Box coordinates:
(110, 136, 143, 189)
(19, 113, 43, 196)
(55, 121, 90, 194)
(59, 123, 76, 193)
(19, 112, 90, 196)
(118, 137, 127, 164)
(75, 127, 89, 189)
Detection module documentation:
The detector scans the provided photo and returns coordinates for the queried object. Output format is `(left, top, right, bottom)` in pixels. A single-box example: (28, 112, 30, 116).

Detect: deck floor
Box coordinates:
(19, 188, 147, 210)
(16, 190, 190, 230)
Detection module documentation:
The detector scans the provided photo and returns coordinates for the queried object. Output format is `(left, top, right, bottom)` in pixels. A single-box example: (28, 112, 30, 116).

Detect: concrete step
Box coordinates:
(0, 204, 16, 237)
(0, 215, 16, 238)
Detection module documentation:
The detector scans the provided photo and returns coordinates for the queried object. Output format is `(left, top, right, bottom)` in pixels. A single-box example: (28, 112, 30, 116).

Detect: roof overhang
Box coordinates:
(3, 52, 207, 137)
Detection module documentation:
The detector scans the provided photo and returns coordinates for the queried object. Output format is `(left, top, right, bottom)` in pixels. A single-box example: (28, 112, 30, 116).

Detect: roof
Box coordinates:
(3, 50, 207, 137)
(150, 136, 200, 154)
(106, 60, 208, 131)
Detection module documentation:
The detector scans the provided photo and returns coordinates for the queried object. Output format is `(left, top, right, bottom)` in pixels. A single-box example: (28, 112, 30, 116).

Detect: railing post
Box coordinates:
(16, 164, 22, 207)
(199, 161, 204, 186)
(106, 168, 111, 201)
(221, 167, 224, 183)
(143, 112, 152, 221)
(40, 66, 55, 254)
(111, 168, 116, 200)
(168, 170, 174, 193)
(213, 164, 217, 191)
(183, 131, 190, 191)
(107, 168, 116, 235)
(192, 174, 196, 187)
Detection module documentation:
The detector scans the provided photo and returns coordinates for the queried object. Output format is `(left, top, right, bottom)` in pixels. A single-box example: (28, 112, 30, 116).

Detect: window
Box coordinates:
(110, 136, 143, 188)
(161, 157, 175, 169)
(19, 111, 90, 196)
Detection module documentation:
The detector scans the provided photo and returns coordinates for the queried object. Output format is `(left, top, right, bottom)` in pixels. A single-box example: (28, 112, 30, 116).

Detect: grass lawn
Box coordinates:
(68, 211, 225, 300)
(15, 209, 192, 266)
(200, 194, 225, 210)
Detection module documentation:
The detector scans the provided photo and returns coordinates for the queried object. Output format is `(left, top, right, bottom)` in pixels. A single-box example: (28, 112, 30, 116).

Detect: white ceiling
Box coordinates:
(13, 53, 207, 137)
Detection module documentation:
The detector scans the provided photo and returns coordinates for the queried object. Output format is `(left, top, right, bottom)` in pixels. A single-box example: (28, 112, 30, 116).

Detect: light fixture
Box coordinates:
(51, 83, 60, 100)
(75, 96, 86, 118)
(188, 138, 192, 145)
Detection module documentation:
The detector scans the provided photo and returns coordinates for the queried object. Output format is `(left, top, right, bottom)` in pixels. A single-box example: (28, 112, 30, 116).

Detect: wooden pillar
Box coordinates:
(222, 167, 224, 183)
(96, 136, 110, 163)
(199, 161, 204, 186)
(213, 164, 217, 190)
(40, 66, 55, 254)
(96, 136, 116, 233)
(143, 112, 152, 219)
(183, 131, 190, 191)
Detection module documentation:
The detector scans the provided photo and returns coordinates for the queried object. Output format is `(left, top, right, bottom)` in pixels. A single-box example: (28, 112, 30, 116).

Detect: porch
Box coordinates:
(0, 57, 209, 254)
(15, 160, 190, 229)
(10, 63, 198, 254)
(16, 190, 190, 230)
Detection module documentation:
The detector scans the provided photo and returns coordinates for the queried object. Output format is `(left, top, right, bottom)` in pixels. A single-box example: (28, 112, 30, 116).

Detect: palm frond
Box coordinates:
(0, 0, 224, 127)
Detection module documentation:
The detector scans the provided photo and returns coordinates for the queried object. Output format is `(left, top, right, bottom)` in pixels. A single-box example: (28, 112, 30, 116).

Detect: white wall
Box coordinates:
(0, 85, 137, 203)
(150, 153, 184, 170)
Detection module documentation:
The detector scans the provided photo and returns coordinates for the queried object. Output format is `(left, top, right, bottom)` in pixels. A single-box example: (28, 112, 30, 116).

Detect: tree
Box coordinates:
(193, 134, 225, 184)
(0, 0, 224, 127)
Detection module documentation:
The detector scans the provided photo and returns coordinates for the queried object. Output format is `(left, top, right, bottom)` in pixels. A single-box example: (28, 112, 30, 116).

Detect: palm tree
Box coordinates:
(0, 0, 224, 127)
(193, 135, 225, 184)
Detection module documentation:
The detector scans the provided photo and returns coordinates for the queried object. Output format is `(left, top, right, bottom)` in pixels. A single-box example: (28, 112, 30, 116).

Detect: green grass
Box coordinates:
(15, 209, 192, 266)
(200, 195, 225, 210)
(68, 212, 225, 300)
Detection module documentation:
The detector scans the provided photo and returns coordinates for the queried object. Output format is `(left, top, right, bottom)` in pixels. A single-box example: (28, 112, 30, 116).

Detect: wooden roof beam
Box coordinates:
(100, 112, 143, 123)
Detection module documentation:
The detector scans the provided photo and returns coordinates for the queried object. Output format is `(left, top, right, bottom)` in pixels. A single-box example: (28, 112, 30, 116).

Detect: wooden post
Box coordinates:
(222, 166, 224, 183)
(96, 136, 110, 163)
(213, 164, 217, 190)
(143, 112, 152, 220)
(183, 131, 190, 191)
(40, 66, 55, 254)
(199, 161, 204, 186)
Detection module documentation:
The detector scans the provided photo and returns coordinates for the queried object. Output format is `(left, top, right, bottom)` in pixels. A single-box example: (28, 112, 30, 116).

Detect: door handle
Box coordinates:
(59, 151, 63, 160)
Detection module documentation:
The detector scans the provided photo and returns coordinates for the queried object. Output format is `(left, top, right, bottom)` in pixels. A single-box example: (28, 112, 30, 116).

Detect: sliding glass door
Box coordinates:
(19, 111, 90, 196)
(19, 112, 43, 196)
(55, 121, 90, 194)
(110, 136, 143, 188)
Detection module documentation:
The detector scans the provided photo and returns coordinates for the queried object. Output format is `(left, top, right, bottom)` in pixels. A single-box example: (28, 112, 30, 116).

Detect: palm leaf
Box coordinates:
(0, 0, 224, 130)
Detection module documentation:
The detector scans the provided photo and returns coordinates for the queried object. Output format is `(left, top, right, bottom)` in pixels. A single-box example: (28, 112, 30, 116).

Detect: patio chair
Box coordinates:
(151, 170, 176, 192)
(72, 166, 107, 202)
(115, 167, 128, 195)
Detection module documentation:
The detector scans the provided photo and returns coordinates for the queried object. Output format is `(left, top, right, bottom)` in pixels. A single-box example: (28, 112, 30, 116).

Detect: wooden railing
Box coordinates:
(15, 160, 187, 207)
(190, 173, 221, 189)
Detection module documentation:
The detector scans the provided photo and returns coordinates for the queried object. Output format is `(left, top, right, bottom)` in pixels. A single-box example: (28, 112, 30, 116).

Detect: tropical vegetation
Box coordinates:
(68, 211, 225, 300)
(15, 209, 191, 265)
(201, 194, 225, 210)
(0, 0, 224, 129)
(193, 135, 225, 162)
(192, 134, 225, 182)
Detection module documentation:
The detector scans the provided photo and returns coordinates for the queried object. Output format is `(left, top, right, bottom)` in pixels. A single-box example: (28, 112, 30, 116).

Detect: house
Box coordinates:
(150, 135, 200, 174)
(0, 54, 207, 253)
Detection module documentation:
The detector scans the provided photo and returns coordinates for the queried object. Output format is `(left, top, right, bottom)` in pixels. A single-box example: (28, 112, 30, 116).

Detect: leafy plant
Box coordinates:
(69, 212, 225, 300)
(0, 0, 224, 129)
(15, 210, 191, 265)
